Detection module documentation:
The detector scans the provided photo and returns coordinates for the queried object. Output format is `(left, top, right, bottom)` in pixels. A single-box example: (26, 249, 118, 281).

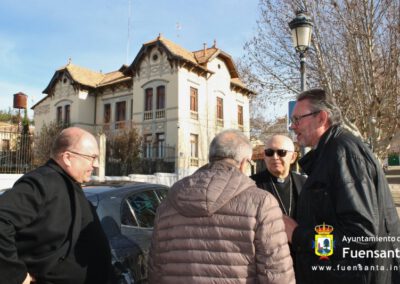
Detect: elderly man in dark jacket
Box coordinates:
(285, 89, 400, 284)
(0, 127, 111, 284)
(251, 134, 306, 219)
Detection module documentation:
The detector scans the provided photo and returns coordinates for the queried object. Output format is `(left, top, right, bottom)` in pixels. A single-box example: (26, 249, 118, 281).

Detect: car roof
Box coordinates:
(83, 181, 169, 199)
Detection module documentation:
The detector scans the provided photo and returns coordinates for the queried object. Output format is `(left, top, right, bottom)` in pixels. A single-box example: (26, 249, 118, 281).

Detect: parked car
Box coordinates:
(83, 182, 169, 284)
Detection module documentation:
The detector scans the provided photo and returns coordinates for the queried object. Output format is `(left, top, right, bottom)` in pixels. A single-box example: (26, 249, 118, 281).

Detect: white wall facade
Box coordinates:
(33, 40, 251, 177)
(34, 74, 96, 133)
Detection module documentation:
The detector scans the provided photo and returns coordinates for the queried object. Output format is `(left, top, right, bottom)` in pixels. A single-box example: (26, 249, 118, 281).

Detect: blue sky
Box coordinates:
(0, 0, 260, 118)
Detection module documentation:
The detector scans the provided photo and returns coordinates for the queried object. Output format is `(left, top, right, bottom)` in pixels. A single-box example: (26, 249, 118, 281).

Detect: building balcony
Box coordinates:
(155, 109, 165, 119)
(144, 111, 153, 120)
(142, 145, 175, 162)
(190, 157, 199, 167)
(190, 111, 198, 120)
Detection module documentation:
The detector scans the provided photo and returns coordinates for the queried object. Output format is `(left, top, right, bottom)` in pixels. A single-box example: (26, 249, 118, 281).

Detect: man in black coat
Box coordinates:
(0, 127, 112, 284)
(251, 134, 306, 219)
(284, 88, 400, 284)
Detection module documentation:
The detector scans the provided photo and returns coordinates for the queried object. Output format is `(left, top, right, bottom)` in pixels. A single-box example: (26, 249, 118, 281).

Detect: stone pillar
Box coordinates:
(98, 133, 106, 182)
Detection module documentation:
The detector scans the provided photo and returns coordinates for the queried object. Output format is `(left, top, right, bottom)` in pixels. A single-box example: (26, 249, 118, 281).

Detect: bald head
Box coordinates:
(51, 127, 99, 183)
(266, 135, 295, 152)
(51, 127, 97, 159)
(264, 135, 297, 179)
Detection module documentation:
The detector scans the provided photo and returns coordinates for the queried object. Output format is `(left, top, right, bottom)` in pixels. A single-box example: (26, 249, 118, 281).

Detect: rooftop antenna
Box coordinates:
(126, 0, 132, 64)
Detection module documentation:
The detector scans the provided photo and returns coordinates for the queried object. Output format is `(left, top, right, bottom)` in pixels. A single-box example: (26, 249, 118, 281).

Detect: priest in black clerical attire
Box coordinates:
(251, 134, 306, 219)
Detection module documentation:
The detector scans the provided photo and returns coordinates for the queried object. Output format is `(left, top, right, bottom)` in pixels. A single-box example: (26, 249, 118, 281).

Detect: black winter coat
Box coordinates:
(251, 170, 306, 218)
(0, 159, 111, 284)
(293, 125, 400, 284)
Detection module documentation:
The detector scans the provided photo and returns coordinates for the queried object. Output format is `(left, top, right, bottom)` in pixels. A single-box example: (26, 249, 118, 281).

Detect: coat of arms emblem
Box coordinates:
(314, 223, 334, 260)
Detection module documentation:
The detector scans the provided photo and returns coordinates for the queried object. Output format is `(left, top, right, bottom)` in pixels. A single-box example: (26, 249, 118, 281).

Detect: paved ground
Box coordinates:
(386, 166, 400, 216)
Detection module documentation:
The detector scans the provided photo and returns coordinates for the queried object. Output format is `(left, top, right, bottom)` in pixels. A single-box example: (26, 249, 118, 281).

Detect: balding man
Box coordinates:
(251, 134, 306, 218)
(0, 127, 112, 284)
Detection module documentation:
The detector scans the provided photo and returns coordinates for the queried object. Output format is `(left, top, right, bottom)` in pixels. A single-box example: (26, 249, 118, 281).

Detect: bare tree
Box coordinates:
(105, 127, 142, 176)
(242, 0, 400, 158)
(250, 115, 289, 143)
(34, 122, 64, 166)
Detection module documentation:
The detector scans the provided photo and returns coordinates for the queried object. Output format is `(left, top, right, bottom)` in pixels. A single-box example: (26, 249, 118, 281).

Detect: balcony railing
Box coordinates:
(216, 118, 224, 128)
(190, 111, 198, 120)
(142, 145, 175, 162)
(144, 111, 153, 120)
(155, 109, 165, 119)
(190, 157, 199, 167)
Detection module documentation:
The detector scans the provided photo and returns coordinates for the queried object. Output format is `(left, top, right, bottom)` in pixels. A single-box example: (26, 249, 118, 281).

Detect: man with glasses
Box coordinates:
(0, 127, 112, 284)
(251, 135, 306, 219)
(284, 88, 400, 284)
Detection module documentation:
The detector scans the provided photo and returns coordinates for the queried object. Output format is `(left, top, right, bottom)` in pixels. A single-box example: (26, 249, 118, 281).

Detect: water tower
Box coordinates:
(13, 92, 27, 131)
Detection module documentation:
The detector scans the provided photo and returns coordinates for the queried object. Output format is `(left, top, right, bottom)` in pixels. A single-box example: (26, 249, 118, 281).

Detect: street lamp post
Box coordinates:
(289, 11, 313, 91)
(289, 10, 313, 158)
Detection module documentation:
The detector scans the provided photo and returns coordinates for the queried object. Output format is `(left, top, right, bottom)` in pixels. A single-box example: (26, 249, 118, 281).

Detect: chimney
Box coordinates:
(203, 43, 207, 56)
(213, 39, 217, 48)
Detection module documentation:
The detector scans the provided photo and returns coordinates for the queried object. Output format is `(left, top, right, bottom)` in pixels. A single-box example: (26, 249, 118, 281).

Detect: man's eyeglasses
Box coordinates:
(290, 111, 321, 125)
(264, 149, 291, 157)
(67, 150, 99, 164)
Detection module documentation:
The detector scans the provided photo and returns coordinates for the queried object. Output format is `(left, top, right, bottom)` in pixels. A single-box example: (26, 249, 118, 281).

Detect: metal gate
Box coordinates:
(0, 128, 34, 173)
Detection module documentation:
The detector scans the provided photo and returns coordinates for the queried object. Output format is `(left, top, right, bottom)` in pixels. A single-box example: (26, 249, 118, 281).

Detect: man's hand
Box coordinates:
(283, 215, 298, 243)
(23, 273, 35, 284)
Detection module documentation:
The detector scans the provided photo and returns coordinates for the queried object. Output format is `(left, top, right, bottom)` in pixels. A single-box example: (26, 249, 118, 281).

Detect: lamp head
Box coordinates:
(289, 10, 313, 53)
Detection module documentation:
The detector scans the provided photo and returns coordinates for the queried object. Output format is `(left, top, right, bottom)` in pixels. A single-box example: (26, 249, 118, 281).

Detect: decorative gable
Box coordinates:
(125, 35, 253, 96)
(126, 34, 211, 78)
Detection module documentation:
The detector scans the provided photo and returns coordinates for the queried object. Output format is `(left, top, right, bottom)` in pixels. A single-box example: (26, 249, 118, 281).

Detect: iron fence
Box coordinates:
(0, 126, 176, 176)
(105, 145, 176, 176)
(0, 128, 34, 174)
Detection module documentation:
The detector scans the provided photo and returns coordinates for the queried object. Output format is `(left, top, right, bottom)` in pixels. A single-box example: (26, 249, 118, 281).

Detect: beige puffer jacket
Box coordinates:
(148, 160, 295, 284)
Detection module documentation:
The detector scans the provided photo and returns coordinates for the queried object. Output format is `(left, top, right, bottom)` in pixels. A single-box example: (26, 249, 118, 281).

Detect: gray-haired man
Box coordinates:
(149, 129, 295, 284)
(285, 88, 400, 284)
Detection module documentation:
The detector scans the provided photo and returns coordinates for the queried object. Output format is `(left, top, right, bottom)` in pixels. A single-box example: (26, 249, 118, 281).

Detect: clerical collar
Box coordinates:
(270, 174, 289, 184)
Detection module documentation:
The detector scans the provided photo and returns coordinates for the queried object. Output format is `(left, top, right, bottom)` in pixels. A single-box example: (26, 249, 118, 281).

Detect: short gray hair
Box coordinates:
(297, 88, 342, 126)
(209, 129, 252, 164)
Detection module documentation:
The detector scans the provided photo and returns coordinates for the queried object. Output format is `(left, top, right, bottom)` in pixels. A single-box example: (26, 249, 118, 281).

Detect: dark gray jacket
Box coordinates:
(293, 125, 400, 284)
